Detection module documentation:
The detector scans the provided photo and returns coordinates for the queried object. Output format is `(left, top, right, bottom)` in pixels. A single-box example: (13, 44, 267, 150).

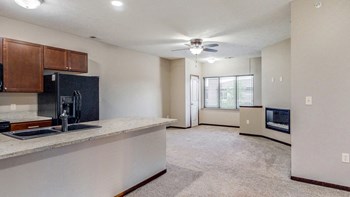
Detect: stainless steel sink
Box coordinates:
(3, 128, 61, 140)
(3, 124, 101, 140)
(53, 124, 102, 132)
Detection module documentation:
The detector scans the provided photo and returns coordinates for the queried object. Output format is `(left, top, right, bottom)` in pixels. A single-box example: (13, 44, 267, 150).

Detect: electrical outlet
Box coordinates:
(305, 96, 312, 105)
(10, 104, 16, 111)
(246, 120, 250, 125)
(342, 153, 350, 163)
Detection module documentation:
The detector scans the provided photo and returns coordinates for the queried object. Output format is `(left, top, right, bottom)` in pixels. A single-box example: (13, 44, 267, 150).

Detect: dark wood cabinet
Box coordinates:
(44, 47, 88, 73)
(3, 39, 43, 92)
(68, 50, 88, 73)
(0, 38, 89, 93)
(44, 46, 68, 71)
(0, 37, 3, 65)
(11, 120, 52, 131)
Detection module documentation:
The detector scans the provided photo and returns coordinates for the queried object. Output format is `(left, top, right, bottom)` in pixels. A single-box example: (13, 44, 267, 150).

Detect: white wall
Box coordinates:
(262, 39, 291, 108)
(261, 39, 291, 144)
(291, 0, 350, 187)
(200, 57, 262, 126)
(0, 16, 170, 119)
(169, 59, 186, 127)
(169, 58, 201, 128)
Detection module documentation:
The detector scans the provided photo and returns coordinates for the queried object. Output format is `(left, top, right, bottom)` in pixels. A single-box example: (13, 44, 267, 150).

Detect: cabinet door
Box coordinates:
(11, 120, 52, 131)
(3, 39, 43, 92)
(0, 38, 3, 64)
(68, 50, 88, 73)
(44, 46, 68, 71)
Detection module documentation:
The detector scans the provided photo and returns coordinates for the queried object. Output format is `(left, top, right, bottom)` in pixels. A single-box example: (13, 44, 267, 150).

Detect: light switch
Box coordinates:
(271, 77, 275, 83)
(246, 120, 250, 125)
(305, 96, 312, 105)
(280, 76, 283, 82)
(342, 153, 350, 163)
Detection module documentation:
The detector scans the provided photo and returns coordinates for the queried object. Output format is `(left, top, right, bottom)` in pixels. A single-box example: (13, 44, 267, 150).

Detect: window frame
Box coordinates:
(204, 74, 254, 109)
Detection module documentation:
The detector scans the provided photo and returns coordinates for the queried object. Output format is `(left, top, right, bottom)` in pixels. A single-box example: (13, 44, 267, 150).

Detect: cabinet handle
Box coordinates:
(65, 66, 69, 70)
(69, 67, 72, 71)
(4, 87, 7, 91)
(28, 125, 40, 129)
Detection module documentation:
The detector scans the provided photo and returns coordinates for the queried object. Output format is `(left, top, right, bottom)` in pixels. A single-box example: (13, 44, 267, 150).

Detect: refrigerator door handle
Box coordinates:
(75, 90, 82, 123)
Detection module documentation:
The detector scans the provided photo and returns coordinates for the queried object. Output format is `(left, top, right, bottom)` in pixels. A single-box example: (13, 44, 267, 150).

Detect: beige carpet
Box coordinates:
(127, 126, 349, 197)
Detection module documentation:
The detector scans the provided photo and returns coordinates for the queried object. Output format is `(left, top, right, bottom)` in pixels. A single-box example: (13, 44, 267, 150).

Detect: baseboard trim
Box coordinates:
(199, 123, 240, 128)
(115, 169, 167, 197)
(291, 176, 350, 192)
(239, 133, 291, 146)
(167, 126, 191, 129)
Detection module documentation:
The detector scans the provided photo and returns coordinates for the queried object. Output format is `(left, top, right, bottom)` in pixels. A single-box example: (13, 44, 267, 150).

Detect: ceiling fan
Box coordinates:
(172, 39, 219, 55)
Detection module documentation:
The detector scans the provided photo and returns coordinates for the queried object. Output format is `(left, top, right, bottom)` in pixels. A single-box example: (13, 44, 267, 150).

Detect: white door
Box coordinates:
(190, 75, 199, 127)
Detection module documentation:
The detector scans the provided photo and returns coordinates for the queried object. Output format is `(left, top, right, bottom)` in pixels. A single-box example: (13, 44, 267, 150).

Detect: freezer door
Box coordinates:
(58, 74, 99, 123)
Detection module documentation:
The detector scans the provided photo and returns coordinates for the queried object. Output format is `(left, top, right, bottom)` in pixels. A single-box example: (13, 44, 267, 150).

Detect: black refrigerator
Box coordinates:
(38, 73, 99, 126)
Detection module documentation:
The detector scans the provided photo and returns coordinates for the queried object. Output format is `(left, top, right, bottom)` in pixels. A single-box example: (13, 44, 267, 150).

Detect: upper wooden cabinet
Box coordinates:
(0, 38, 88, 93)
(2, 39, 43, 92)
(43, 46, 88, 73)
(44, 46, 68, 71)
(68, 50, 88, 73)
(0, 38, 3, 65)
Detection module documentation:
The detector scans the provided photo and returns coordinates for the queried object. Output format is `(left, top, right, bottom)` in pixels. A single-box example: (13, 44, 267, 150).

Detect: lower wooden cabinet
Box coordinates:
(11, 120, 52, 131)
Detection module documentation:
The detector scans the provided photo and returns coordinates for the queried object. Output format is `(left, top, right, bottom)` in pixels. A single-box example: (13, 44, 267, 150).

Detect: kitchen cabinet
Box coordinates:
(68, 50, 88, 73)
(2, 38, 43, 92)
(0, 38, 3, 65)
(10, 120, 52, 131)
(43, 46, 68, 71)
(44, 47, 88, 73)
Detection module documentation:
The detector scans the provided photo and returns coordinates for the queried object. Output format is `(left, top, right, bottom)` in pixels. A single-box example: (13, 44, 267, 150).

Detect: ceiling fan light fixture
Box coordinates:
(15, 0, 43, 9)
(190, 47, 203, 55)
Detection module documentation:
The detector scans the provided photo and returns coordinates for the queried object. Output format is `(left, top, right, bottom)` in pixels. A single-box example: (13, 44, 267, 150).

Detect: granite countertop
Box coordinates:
(0, 117, 176, 160)
(0, 111, 52, 123)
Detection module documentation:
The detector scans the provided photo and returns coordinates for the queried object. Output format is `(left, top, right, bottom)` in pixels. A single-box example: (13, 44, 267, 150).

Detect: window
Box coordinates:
(204, 75, 254, 109)
(220, 77, 236, 109)
(204, 78, 219, 108)
(237, 76, 254, 106)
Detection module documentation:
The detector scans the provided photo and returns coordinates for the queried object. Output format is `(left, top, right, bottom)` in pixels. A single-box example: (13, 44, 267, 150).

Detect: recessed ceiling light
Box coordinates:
(111, 1, 123, 7)
(15, 0, 43, 9)
(314, 1, 322, 8)
(207, 58, 216, 64)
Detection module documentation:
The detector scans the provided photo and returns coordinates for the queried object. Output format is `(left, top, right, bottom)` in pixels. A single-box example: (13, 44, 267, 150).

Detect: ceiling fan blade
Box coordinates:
(203, 48, 218, 53)
(203, 43, 219, 48)
(172, 48, 190, 52)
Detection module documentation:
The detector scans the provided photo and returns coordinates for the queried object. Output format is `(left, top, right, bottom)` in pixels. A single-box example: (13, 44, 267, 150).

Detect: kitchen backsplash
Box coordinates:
(0, 93, 37, 113)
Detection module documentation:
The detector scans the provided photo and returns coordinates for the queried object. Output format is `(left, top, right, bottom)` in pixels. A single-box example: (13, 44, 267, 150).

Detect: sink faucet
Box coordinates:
(60, 110, 69, 132)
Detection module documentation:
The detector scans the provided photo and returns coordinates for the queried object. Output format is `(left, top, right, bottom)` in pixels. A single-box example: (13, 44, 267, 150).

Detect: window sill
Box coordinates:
(201, 108, 240, 112)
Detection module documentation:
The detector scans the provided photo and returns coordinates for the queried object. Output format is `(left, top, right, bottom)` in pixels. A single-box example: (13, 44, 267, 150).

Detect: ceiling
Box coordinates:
(0, 0, 292, 61)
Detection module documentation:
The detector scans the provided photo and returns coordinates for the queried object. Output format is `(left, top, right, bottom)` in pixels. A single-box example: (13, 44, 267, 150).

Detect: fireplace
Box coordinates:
(265, 108, 290, 134)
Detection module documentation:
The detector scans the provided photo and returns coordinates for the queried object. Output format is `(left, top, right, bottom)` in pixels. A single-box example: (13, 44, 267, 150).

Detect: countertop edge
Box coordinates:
(0, 119, 176, 160)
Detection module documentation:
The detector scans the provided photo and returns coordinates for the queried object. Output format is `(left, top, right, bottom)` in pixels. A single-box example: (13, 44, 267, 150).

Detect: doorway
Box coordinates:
(190, 75, 199, 127)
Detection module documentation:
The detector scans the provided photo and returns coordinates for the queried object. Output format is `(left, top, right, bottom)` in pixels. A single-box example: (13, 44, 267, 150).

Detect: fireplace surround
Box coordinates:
(265, 108, 290, 134)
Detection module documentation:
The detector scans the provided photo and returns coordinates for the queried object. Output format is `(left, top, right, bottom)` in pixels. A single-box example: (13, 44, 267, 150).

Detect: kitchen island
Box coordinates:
(0, 117, 176, 197)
